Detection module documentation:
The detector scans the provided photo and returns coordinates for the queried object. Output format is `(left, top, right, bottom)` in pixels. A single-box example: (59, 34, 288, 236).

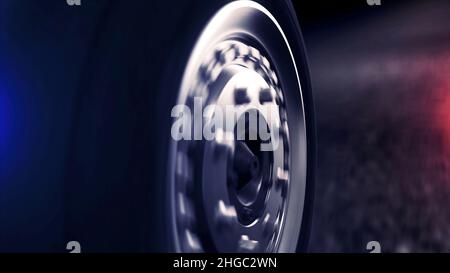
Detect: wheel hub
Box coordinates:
(169, 1, 308, 253)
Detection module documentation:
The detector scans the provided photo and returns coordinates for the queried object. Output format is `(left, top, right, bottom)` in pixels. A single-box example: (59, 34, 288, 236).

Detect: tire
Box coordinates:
(33, 0, 316, 253)
(160, 0, 315, 253)
(164, 1, 315, 253)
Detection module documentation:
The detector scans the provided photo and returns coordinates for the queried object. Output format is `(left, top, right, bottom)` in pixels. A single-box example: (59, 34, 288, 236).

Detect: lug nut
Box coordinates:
(238, 235, 259, 251)
(215, 200, 237, 230)
(276, 168, 289, 197)
(262, 213, 273, 236)
(184, 229, 203, 252)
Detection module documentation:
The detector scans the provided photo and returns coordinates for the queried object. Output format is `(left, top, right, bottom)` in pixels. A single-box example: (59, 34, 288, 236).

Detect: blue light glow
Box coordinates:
(0, 87, 7, 151)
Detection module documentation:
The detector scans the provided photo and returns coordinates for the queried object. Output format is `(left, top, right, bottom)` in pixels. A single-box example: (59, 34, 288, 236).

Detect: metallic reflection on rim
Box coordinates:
(169, 1, 307, 253)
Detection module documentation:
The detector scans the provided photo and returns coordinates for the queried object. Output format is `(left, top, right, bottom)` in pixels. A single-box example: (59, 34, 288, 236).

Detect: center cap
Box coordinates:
(228, 110, 273, 225)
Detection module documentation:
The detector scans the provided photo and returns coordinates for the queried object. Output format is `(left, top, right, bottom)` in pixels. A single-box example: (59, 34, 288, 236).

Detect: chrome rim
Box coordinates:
(169, 1, 308, 253)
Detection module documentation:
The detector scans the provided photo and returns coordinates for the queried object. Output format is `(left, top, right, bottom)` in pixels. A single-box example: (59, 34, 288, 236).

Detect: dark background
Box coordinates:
(295, 0, 450, 252)
(1, 0, 449, 252)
